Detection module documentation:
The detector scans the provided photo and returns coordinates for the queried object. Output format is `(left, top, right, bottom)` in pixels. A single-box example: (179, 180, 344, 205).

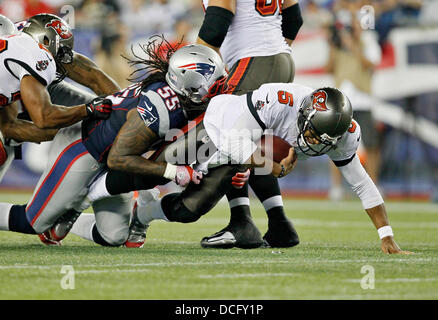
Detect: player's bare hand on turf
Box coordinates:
(276, 148, 297, 177)
(381, 236, 413, 255)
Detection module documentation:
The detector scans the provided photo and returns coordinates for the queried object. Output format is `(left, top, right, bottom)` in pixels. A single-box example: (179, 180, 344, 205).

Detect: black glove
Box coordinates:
(85, 97, 112, 120)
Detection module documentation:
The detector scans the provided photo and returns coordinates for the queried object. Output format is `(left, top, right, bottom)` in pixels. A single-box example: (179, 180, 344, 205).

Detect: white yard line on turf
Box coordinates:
(198, 273, 297, 279)
(0, 257, 436, 270)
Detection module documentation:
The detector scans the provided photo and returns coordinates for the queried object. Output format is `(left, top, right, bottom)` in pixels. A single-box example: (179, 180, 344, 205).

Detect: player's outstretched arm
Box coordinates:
(336, 154, 413, 254)
(366, 204, 413, 255)
(64, 52, 121, 96)
(107, 109, 166, 177)
(20, 75, 112, 129)
(0, 103, 57, 142)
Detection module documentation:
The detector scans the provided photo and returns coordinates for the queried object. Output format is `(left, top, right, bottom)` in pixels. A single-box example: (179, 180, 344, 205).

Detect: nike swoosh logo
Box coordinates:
(206, 231, 236, 244)
(143, 101, 153, 111)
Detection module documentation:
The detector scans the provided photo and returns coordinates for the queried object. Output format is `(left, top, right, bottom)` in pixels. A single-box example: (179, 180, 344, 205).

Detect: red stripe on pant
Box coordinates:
(227, 57, 252, 93)
(26, 139, 88, 227)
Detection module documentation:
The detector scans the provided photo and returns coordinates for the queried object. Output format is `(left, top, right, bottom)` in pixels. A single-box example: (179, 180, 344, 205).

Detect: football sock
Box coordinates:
(226, 184, 253, 224)
(262, 195, 288, 221)
(8, 204, 36, 234)
(250, 174, 287, 221)
(70, 214, 95, 242)
(137, 198, 168, 225)
(228, 197, 252, 225)
(0, 202, 13, 231)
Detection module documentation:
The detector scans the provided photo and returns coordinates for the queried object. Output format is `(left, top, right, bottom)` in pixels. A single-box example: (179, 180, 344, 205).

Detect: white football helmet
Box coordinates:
(0, 14, 17, 36)
(165, 44, 227, 104)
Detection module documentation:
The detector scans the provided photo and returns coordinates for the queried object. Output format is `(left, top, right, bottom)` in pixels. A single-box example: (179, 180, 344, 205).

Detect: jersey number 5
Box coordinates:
(255, 0, 281, 16)
(277, 90, 294, 106)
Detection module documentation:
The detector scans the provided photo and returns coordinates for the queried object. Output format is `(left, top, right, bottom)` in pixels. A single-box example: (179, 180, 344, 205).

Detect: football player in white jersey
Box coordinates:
(72, 81, 411, 254)
(0, 14, 113, 181)
(194, 0, 304, 249)
(128, 83, 411, 254)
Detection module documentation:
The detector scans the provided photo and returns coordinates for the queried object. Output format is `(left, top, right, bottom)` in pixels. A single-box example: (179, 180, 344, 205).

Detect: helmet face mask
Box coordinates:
(165, 44, 227, 104)
(297, 110, 339, 156)
(297, 87, 353, 157)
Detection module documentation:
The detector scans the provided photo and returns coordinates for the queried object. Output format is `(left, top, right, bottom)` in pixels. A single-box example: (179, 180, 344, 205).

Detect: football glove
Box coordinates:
(85, 97, 113, 120)
(175, 165, 203, 188)
(231, 169, 250, 189)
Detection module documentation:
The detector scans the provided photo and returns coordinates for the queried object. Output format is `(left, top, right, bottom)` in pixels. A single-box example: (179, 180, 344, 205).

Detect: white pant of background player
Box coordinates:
(25, 122, 132, 245)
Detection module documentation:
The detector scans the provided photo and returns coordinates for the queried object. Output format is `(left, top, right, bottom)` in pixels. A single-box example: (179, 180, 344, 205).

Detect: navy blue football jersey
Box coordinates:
(82, 81, 187, 163)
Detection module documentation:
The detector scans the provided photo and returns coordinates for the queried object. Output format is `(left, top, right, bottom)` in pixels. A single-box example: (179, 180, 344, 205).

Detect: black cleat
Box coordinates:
(262, 218, 300, 248)
(201, 218, 263, 249)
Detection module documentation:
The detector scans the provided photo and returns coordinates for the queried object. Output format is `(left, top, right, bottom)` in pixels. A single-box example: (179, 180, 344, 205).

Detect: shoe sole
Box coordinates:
(124, 241, 145, 248)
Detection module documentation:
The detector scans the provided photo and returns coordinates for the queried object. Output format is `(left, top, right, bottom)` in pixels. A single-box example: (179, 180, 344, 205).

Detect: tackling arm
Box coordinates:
(107, 109, 203, 188)
(64, 52, 121, 96)
(336, 154, 412, 254)
(107, 109, 167, 177)
(20, 75, 112, 129)
(0, 102, 58, 142)
(20, 75, 87, 129)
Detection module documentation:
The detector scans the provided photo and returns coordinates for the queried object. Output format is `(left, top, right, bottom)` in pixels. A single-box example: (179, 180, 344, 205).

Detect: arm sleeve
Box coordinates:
(198, 6, 234, 47)
(336, 154, 384, 209)
(281, 2, 304, 41)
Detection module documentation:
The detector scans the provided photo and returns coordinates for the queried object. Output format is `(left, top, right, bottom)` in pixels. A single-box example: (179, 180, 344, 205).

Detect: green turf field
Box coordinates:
(0, 192, 437, 300)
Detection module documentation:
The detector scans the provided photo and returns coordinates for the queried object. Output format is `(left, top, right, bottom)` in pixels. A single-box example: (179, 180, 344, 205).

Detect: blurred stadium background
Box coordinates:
(1, 0, 438, 203)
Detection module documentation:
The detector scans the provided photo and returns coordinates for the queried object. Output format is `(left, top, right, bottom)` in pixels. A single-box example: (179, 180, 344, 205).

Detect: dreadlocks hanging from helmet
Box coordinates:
(123, 35, 230, 120)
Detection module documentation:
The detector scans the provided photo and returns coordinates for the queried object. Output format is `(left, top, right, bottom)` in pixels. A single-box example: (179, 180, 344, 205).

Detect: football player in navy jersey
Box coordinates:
(0, 39, 230, 247)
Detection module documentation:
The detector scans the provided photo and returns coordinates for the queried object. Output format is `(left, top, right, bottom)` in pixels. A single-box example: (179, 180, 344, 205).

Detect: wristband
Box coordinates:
(163, 163, 177, 181)
(377, 226, 393, 239)
(278, 164, 286, 178)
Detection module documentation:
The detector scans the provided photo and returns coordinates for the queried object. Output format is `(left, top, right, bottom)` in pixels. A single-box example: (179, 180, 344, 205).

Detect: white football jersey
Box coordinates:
(0, 32, 57, 108)
(202, 0, 292, 68)
(204, 83, 360, 164)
